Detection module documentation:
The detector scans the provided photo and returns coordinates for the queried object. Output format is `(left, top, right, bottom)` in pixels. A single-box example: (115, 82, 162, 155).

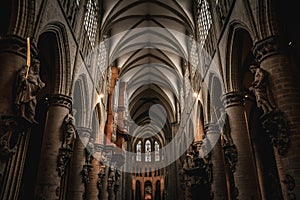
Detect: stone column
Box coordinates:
(100, 146, 115, 200)
(222, 92, 260, 199)
(253, 36, 300, 198)
(0, 36, 34, 199)
(85, 156, 100, 200)
(85, 143, 106, 200)
(67, 127, 91, 200)
(34, 94, 72, 200)
(205, 124, 227, 199)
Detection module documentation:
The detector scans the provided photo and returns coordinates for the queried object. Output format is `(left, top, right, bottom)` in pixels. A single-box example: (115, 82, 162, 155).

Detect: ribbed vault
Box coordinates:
(100, 0, 195, 145)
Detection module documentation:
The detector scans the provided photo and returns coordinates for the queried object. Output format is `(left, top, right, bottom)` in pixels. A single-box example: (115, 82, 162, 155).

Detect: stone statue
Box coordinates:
(218, 110, 238, 173)
(249, 65, 275, 114)
(57, 147, 72, 177)
(219, 111, 234, 146)
(62, 114, 76, 149)
(0, 117, 19, 159)
(14, 60, 45, 123)
(85, 138, 94, 164)
(107, 165, 116, 195)
(81, 164, 92, 184)
(97, 165, 106, 189)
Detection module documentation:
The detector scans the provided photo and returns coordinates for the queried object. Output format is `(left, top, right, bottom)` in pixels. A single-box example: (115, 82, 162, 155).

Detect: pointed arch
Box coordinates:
(73, 74, 89, 127)
(225, 22, 254, 92)
(38, 22, 71, 94)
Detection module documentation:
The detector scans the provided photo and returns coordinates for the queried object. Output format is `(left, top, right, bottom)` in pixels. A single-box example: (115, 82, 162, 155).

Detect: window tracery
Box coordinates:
(84, 0, 98, 47)
(145, 140, 151, 162)
(197, 0, 212, 48)
(136, 141, 142, 162)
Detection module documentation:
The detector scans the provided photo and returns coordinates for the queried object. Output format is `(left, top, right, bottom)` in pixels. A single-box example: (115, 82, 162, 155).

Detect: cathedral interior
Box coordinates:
(0, 0, 300, 200)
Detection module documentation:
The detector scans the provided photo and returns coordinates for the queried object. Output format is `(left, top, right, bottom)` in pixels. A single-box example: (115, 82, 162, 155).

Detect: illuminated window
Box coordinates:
(197, 0, 212, 48)
(136, 141, 142, 162)
(155, 141, 160, 161)
(84, 0, 98, 46)
(145, 140, 151, 162)
(97, 42, 107, 77)
(190, 38, 198, 76)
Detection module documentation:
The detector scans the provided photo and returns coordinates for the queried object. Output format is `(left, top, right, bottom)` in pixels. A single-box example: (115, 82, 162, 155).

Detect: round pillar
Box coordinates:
(222, 92, 260, 199)
(67, 127, 91, 199)
(34, 94, 72, 199)
(205, 124, 228, 199)
(253, 36, 300, 198)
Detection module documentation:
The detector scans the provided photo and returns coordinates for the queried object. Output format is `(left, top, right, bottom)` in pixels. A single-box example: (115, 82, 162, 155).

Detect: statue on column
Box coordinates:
(249, 66, 290, 155)
(85, 137, 95, 164)
(107, 164, 116, 200)
(62, 114, 76, 149)
(57, 113, 76, 177)
(14, 60, 45, 123)
(249, 65, 275, 114)
(97, 165, 106, 190)
(0, 117, 18, 159)
(218, 110, 238, 173)
(81, 137, 94, 187)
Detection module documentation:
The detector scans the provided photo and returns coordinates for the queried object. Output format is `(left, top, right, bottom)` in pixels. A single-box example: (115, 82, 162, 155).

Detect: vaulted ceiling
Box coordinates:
(100, 0, 196, 142)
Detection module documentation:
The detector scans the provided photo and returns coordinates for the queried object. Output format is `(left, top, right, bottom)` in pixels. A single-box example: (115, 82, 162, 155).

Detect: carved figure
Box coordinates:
(62, 114, 76, 149)
(85, 138, 94, 164)
(15, 60, 45, 123)
(249, 65, 275, 114)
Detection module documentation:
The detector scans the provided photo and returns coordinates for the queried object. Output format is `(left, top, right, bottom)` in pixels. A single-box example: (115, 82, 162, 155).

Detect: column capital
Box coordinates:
(94, 143, 104, 153)
(46, 94, 72, 111)
(0, 35, 38, 58)
(252, 36, 286, 63)
(76, 127, 92, 138)
(221, 92, 244, 108)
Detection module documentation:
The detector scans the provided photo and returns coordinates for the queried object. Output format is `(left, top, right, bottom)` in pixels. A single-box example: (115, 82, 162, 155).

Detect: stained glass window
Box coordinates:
(136, 141, 142, 162)
(145, 140, 151, 162)
(155, 141, 160, 161)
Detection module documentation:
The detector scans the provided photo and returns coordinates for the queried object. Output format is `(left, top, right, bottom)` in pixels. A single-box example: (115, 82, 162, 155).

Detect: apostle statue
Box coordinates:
(14, 60, 45, 123)
(249, 65, 275, 114)
(62, 114, 76, 149)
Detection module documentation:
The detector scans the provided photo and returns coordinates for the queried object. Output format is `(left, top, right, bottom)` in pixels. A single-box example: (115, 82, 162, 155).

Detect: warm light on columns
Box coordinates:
(193, 92, 201, 101)
(97, 93, 104, 103)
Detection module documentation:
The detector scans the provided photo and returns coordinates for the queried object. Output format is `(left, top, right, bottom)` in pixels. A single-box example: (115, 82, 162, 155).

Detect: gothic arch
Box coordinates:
(201, 81, 210, 125)
(194, 101, 204, 142)
(91, 103, 102, 142)
(37, 22, 71, 94)
(225, 22, 254, 92)
(73, 74, 89, 128)
(208, 73, 225, 121)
